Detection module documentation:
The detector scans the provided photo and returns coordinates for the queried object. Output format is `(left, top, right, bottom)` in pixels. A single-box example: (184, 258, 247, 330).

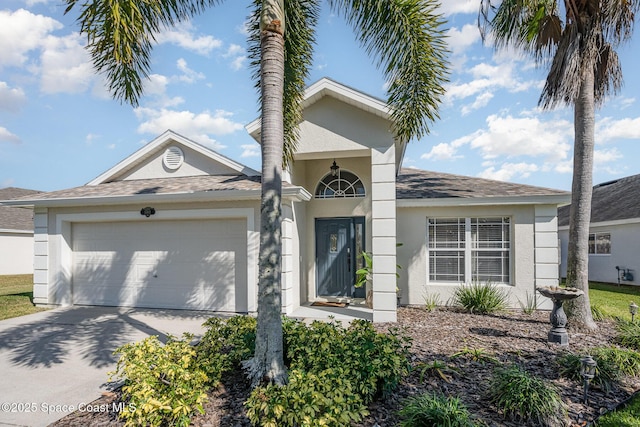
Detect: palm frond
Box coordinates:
(329, 0, 449, 143)
(64, 0, 226, 107)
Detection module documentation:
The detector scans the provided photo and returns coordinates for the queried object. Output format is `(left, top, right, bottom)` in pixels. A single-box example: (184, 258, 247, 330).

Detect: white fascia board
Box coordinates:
(558, 216, 640, 231)
(0, 228, 33, 234)
(246, 78, 391, 142)
(3, 187, 312, 208)
(88, 130, 260, 185)
(396, 194, 571, 208)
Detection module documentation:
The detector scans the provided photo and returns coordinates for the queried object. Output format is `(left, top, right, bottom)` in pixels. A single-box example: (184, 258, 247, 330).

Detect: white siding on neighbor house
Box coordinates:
(0, 232, 34, 275)
(559, 220, 640, 285)
(397, 204, 554, 309)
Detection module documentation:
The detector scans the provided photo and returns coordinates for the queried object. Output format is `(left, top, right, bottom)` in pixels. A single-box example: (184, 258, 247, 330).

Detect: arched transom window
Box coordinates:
(315, 170, 365, 198)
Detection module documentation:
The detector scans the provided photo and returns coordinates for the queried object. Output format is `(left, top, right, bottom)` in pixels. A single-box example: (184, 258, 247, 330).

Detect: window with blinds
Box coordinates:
(428, 217, 511, 284)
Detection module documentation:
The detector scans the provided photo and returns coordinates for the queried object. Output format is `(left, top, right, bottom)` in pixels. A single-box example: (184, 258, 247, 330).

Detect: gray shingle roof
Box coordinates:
(558, 173, 640, 226)
(0, 187, 42, 231)
(20, 175, 264, 200)
(396, 168, 569, 199)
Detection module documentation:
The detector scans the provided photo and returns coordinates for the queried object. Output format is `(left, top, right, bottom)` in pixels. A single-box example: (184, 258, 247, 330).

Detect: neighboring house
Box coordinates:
(0, 187, 41, 275)
(559, 174, 640, 286)
(2, 79, 569, 322)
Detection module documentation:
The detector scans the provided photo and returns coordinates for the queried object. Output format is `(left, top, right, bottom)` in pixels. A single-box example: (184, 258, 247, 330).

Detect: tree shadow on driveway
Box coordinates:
(0, 306, 221, 368)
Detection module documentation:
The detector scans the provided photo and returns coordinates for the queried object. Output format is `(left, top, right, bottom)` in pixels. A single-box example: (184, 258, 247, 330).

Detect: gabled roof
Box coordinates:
(0, 187, 41, 232)
(88, 130, 260, 185)
(3, 176, 311, 208)
(246, 77, 391, 139)
(558, 173, 640, 226)
(396, 168, 570, 207)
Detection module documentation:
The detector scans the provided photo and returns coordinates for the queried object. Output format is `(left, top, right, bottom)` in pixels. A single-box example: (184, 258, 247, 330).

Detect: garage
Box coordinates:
(71, 218, 247, 311)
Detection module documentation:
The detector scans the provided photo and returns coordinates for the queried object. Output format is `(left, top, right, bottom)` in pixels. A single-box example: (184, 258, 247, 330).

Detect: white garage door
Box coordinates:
(71, 219, 247, 311)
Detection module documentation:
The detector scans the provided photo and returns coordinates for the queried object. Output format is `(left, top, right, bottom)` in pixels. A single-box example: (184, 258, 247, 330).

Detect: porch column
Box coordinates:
(371, 145, 397, 323)
(534, 204, 560, 310)
(33, 208, 49, 306)
(281, 204, 294, 315)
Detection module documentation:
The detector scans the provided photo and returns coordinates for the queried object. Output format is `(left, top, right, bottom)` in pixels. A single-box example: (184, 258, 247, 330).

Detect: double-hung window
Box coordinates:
(588, 232, 611, 255)
(428, 217, 511, 284)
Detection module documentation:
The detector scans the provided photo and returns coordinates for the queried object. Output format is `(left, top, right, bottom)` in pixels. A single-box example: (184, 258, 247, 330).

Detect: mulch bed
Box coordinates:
(51, 307, 640, 426)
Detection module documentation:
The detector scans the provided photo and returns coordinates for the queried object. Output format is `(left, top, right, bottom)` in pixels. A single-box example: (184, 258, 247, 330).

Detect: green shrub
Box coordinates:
(592, 304, 607, 321)
(283, 318, 411, 403)
(453, 281, 509, 314)
(398, 392, 477, 427)
(423, 292, 441, 312)
(245, 369, 368, 427)
(199, 315, 257, 378)
(416, 360, 458, 383)
(615, 320, 640, 351)
(451, 346, 499, 364)
(488, 365, 567, 426)
(109, 335, 209, 427)
(595, 392, 640, 427)
(517, 291, 538, 315)
(556, 347, 640, 394)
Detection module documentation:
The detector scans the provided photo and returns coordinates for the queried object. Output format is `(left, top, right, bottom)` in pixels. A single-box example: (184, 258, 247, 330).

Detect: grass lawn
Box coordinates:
(0, 274, 47, 320)
(596, 392, 640, 426)
(589, 281, 640, 320)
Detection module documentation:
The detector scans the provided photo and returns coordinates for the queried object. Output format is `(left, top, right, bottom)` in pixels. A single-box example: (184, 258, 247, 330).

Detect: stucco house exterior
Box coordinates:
(0, 187, 41, 275)
(559, 174, 640, 286)
(2, 79, 569, 322)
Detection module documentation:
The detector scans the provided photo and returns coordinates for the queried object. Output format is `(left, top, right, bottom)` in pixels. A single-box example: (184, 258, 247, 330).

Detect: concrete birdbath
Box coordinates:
(537, 286, 584, 346)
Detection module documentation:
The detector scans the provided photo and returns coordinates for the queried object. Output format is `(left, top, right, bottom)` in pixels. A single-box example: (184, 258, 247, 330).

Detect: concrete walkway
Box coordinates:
(0, 306, 220, 427)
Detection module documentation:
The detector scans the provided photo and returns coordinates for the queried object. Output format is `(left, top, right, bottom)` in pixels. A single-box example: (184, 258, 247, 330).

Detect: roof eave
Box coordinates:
(396, 193, 571, 208)
(1, 186, 312, 208)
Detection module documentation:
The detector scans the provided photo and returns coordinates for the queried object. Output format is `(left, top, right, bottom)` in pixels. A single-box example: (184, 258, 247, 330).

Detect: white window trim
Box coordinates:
(588, 231, 611, 256)
(426, 216, 512, 285)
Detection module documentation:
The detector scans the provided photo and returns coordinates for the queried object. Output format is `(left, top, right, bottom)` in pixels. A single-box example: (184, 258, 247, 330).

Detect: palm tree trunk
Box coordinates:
(565, 66, 598, 331)
(244, 26, 288, 386)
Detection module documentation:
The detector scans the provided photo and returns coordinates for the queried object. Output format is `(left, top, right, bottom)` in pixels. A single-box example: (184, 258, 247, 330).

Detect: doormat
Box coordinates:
(311, 301, 348, 308)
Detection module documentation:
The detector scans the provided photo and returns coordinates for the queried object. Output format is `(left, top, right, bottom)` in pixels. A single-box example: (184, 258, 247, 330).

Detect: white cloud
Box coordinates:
(176, 58, 205, 83)
(155, 23, 222, 55)
(446, 24, 481, 56)
(39, 33, 96, 94)
(1, 178, 15, 187)
(0, 82, 27, 112)
(85, 133, 100, 145)
(594, 147, 623, 164)
(468, 113, 572, 161)
(0, 9, 62, 69)
(0, 127, 21, 144)
(478, 162, 539, 181)
(460, 91, 494, 115)
(440, 0, 478, 16)
(134, 107, 244, 149)
(421, 142, 463, 161)
(596, 116, 640, 142)
(223, 44, 247, 71)
(240, 144, 260, 158)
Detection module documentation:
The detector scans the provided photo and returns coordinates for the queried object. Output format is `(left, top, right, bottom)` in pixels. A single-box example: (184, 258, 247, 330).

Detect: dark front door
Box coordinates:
(316, 217, 365, 298)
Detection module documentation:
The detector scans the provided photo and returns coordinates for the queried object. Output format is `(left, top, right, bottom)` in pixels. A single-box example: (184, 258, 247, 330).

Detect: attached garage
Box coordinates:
(71, 218, 247, 312)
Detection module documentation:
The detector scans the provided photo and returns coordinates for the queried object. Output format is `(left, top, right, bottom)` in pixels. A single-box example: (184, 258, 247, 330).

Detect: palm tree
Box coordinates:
(479, 0, 639, 331)
(64, 0, 449, 384)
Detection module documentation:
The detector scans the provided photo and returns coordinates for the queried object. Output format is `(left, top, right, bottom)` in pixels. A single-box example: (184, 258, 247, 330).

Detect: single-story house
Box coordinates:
(0, 187, 41, 275)
(559, 173, 640, 286)
(2, 78, 569, 322)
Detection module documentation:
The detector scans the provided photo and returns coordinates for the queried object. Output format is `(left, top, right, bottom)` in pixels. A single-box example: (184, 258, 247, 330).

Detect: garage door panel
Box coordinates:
(71, 219, 246, 311)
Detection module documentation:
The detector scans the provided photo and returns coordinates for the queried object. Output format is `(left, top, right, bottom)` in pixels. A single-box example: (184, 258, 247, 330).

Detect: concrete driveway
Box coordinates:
(0, 306, 220, 427)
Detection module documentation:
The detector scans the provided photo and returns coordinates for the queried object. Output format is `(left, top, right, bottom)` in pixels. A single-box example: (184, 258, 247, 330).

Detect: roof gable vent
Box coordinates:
(163, 146, 184, 170)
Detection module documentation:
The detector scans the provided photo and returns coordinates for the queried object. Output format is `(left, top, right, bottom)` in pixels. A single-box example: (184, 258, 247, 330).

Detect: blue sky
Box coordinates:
(1, 0, 639, 193)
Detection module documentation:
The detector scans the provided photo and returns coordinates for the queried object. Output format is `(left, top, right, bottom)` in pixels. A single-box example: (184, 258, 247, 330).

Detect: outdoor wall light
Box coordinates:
(630, 302, 638, 322)
(330, 160, 340, 177)
(140, 207, 156, 217)
(580, 355, 597, 404)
